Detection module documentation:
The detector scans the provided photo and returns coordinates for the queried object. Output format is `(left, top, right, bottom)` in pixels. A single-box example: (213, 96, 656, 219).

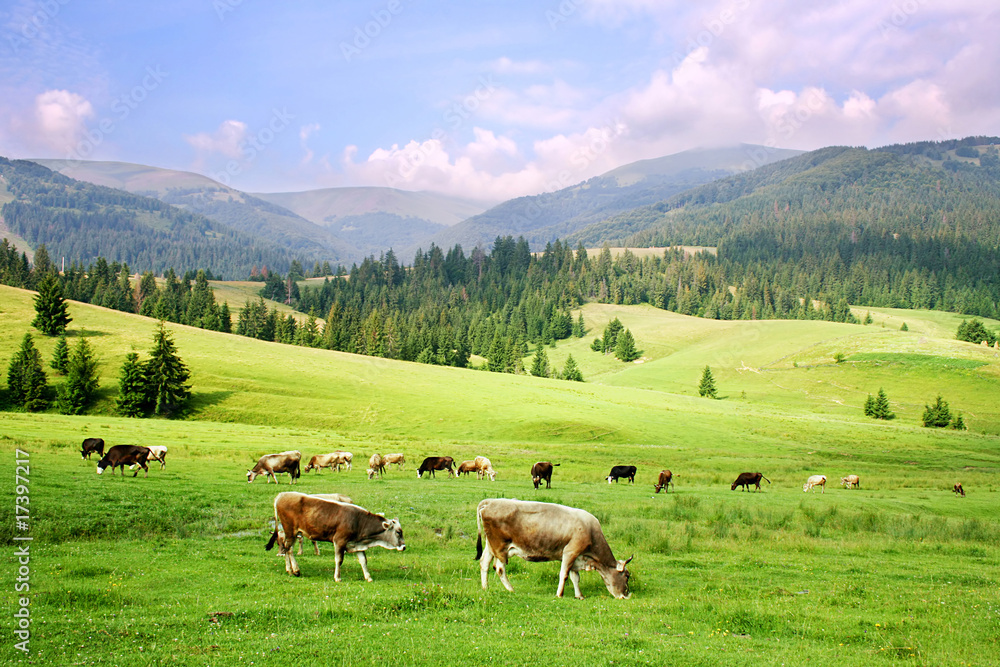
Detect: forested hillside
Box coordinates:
(0, 157, 309, 278)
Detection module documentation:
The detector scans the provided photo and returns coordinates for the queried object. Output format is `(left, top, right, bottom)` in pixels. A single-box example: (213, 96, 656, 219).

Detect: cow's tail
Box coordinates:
(762, 475, 771, 484)
(474, 502, 484, 560)
(265, 530, 278, 551)
(553, 463, 560, 467)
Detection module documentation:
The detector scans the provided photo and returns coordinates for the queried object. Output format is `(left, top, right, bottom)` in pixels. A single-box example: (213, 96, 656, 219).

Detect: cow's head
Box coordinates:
(373, 518, 406, 551)
(532, 476, 541, 489)
(247, 470, 258, 483)
(96, 458, 111, 475)
(606, 475, 614, 484)
(601, 555, 633, 599)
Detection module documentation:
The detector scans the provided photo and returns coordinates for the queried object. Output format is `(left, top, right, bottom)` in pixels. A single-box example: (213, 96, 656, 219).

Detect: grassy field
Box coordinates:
(1, 285, 999, 665)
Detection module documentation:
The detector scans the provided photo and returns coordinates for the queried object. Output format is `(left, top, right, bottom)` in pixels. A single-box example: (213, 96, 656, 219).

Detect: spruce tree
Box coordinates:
(530, 344, 550, 377)
(573, 312, 586, 338)
(951, 413, 966, 430)
(863, 394, 876, 417)
(56, 337, 100, 415)
(50, 334, 70, 373)
(143, 322, 191, 416)
(115, 352, 147, 417)
(698, 365, 718, 399)
(602, 318, 623, 354)
(871, 387, 895, 420)
(31, 273, 72, 335)
(900, 322, 908, 332)
(6, 333, 48, 411)
(922, 395, 952, 428)
(219, 302, 232, 334)
(614, 328, 639, 362)
(562, 354, 584, 382)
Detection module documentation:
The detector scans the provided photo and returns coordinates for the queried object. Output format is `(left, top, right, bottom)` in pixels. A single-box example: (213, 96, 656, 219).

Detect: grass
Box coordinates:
(1, 285, 999, 665)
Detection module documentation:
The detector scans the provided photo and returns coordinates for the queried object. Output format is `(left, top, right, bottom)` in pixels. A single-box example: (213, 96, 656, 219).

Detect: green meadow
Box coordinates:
(1, 284, 998, 666)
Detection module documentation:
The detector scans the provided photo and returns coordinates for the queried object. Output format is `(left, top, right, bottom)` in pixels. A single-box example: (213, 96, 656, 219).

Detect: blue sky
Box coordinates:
(2, 0, 997, 200)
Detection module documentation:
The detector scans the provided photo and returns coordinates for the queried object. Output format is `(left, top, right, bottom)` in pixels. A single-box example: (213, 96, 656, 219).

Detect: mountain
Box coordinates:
(416, 144, 802, 256)
(0, 157, 304, 278)
(253, 187, 490, 260)
(32, 159, 356, 265)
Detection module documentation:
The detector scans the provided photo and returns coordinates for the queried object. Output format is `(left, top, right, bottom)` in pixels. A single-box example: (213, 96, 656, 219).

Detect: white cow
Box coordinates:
(803, 474, 827, 493)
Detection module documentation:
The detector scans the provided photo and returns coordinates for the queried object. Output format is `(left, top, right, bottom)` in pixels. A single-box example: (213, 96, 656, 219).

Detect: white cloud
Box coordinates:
(184, 120, 247, 159)
(299, 123, 320, 164)
(33, 89, 94, 153)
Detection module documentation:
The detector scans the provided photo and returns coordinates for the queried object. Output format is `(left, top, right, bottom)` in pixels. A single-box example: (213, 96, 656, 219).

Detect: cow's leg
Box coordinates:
(556, 552, 578, 598)
(313, 540, 320, 556)
(333, 545, 346, 582)
(568, 569, 583, 599)
(494, 553, 514, 592)
(479, 546, 493, 590)
(296, 534, 303, 556)
(356, 551, 373, 582)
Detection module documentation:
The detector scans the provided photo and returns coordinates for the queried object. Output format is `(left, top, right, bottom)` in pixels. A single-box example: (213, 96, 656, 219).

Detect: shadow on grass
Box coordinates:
(187, 390, 235, 414)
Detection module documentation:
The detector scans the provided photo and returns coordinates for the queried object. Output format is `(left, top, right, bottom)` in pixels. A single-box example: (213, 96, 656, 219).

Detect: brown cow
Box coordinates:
(476, 499, 633, 599)
(474, 456, 497, 482)
(367, 453, 386, 480)
(417, 456, 455, 478)
(731, 472, 770, 492)
(81, 437, 105, 460)
(457, 460, 478, 477)
(97, 445, 151, 478)
(247, 451, 301, 484)
(531, 461, 558, 489)
(290, 493, 353, 555)
(840, 475, 860, 489)
(382, 453, 405, 470)
(654, 470, 673, 493)
(953, 483, 965, 497)
(305, 452, 351, 473)
(265, 492, 405, 581)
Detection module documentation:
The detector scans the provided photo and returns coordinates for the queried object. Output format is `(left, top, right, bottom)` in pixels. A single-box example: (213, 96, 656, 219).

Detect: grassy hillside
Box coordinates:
(1, 285, 998, 665)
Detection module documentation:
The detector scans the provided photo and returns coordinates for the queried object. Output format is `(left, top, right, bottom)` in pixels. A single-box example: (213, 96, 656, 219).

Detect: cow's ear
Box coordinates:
(382, 520, 392, 530)
(617, 555, 634, 570)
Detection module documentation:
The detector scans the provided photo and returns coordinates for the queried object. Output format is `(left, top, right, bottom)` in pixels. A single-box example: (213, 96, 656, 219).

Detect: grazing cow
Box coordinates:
(265, 492, 405, 581)
(731, 472, 770, 492)
(474, 456, 497, 482)
(247, 451, 301, 484)
(654, 470, 673, 493)
(97, 445, 151, 478)
(417, 456, 455, 478)
(367, 453, 386, 480)
(129, 445, 168, 472)
(476, 498, 633, 599)
(953, 483, 965, 497)
(606, 465, 637, 484)
(291, 493, 353, 556)
(457, 460, 478, 477)
(803, 474, 827, 493)
(80, 437, 105, 460)
(304, 452, 351, 473)
(531, 461, 558, 489)
(382, 453, 405, 470)
(840, 474, 860, 489)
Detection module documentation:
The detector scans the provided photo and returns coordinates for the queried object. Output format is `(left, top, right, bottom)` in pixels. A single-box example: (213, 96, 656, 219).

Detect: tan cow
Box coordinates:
(265, 492, 405, 581)
(247, 451, 301, 484)
(476, 498, 633, 599)
(290, 493, 353, 555)
(367, 453, 386, 480)
(474, 456, 497, 481)
(803, 474, 827, 493)
(305, 452, 351, 473)
(456, 460, 478, 477)
(840, 474, 860, 489)
(654, 470, 673, 493)
(382, 453, 405, 470)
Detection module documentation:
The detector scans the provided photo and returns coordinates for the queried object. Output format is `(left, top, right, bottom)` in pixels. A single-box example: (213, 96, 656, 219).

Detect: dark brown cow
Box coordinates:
(731, 471, 770, 492)
(416, 456, 455, 478)
(531, 461, 558, 489)
(81, 437, 105, 460)
(476, 499, 633, 599)
(265, 492, 405, 581)
(953, 483, 965, 497)
(654, 470, 673, 493)
(97, 445, 151, 478)
(248, 451, 301, 484)
(606, 465, 636, 484)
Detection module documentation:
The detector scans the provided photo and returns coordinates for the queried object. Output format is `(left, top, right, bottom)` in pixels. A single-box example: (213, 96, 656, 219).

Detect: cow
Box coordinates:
(367, 453, 386, 480)
(457, 460, 478, 477)
(474, 456, 497, 482)
(265, 492, 405, 581)
(731, 472, 770, 492)
(247, 451, 301, 484)
(129, 445, 167, 471)
(654, 470, 673, 493)
(531, 461, 558, 489)
(80, 437, 105, 460)
(382, 453, 405, 470)
(417, 456, 455, 478)
(475, 498, 633, 599)
(606, 465, 637, 484)
(803, 474, 827, 493)
(97, 445, 152, 478)
(840, 474, 860, 489)
(953, 483, 965, 497)
(304, 452, 351, 473)
(289, 493, 353, 556)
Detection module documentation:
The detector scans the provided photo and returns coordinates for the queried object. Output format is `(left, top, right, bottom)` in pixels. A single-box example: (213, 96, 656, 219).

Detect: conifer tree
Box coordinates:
(614, 328, 639, 362)
(50, 334, 69, 373)
(573, 312, 586, 338)
(863, 394, 876, 417)
(143, 322, 191, 416)
(6, 333, 48, 411)
(56, 337, 100, 415)
(530, 344, 550, 377)
(32, 272, 72, 335)
(115, 352, 147, 417)
(900, 322, 908, 332)
(951, 413, 966, 430)
(602, 318, 623, 354)
(562, 354, 584, 382)
(870, 387, 895, 420)
(219, 302, 232, 334)
(698, 365, 718, 399)
(922, 395, 952, 428)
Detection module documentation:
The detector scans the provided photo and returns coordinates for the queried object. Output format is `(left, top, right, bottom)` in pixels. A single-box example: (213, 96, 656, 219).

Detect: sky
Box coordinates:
(1, 0, 997, 202)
